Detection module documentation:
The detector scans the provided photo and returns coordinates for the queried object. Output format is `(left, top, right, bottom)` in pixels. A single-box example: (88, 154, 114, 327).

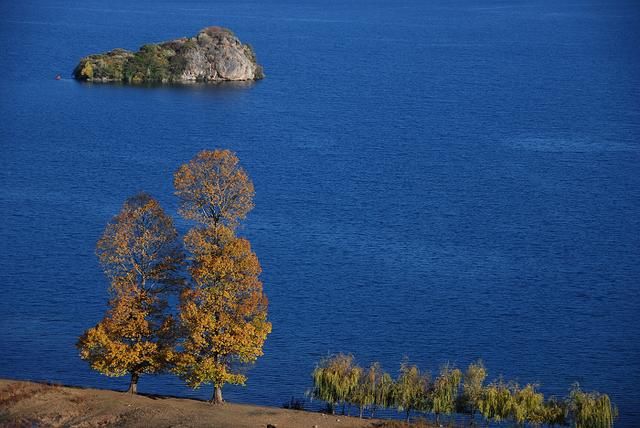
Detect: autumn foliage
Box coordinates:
(77, 194, 184, 393)
(172, 150, 270, 404)
(174, 149, 255, 228)
(76, 150, 616, 426)
(78, 150, 270, 401)
(173, 225, 271, 403)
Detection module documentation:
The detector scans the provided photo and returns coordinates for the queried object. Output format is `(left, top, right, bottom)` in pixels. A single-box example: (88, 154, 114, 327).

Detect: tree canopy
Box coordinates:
(79, 152, 270, 402)
(78, 193, 183, 393)
(172, 150, 269, 404)
(393, 361, 430, 421)
(95, 193, 184, 292)
(570, 384, 618, 428)
(460, 360, 486, 416)
(311, 354, 362, 415)
(431, 364, 462, 420)
(174, 149, 255, 228)
(173, 225, 271, 403)
(308, 355, 615, 427)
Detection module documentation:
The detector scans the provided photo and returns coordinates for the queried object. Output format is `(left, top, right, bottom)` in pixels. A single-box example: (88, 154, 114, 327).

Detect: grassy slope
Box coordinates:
(0, 379, 384, 428)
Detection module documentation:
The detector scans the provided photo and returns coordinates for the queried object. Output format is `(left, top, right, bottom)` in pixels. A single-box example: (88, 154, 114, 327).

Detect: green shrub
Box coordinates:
(478, 379, 514, 422)
(544, 397, 568, 427)
(430, 364, 462, 423)
(311, 353, 361, 415)
(458, 360, 486, 416)
(512, 384, 546, 425)
(308, 354, 617, 428)
(123, 44, 174, 83)
(73, 49, 131, 81)
(569, 384, 617, 428)
(392, 361, 431, 422)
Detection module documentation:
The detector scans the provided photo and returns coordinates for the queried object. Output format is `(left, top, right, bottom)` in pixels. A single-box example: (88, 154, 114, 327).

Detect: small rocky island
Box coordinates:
(73, 27, 264, 83)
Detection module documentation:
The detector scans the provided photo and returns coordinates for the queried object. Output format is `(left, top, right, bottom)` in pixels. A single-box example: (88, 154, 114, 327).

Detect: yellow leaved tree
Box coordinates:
(77, 193, 184, 393)
(174, 149, 255, 228)
(173, 150, 271, 404)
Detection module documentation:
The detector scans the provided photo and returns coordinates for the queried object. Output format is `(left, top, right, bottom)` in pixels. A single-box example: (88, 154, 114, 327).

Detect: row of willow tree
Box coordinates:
(77, 150, 271, 403)
(310, 354, 617, 428)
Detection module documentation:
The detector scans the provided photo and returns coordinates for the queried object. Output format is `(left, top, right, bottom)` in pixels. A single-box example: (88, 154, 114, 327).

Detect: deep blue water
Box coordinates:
(1, 0, 639, 425)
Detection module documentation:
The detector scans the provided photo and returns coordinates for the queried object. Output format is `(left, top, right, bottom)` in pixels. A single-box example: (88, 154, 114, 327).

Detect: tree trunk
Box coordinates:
(406, 408, 411, 422)
(210, 385, 224, 404)
(127, 372, 139, 394)
(359, 406, 364, 418)
(342, 402, 346, 415)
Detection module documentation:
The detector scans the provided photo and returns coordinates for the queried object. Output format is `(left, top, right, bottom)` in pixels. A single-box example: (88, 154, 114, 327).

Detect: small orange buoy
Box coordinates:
(55, 74, 61, 80)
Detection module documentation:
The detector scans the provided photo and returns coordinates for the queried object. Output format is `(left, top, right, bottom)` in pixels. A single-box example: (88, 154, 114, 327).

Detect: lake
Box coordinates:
(1, 0, 639, 425)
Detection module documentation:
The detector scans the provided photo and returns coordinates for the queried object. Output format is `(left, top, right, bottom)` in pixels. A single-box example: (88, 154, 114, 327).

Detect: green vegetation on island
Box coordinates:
(73, 27, 264, 84)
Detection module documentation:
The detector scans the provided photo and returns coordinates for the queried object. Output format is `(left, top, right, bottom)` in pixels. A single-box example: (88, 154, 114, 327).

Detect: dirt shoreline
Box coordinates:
(0, 379, 388, 427)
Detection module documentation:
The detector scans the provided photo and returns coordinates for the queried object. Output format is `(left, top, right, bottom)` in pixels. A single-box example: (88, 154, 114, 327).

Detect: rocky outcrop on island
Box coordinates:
(73, 27, 264, 83)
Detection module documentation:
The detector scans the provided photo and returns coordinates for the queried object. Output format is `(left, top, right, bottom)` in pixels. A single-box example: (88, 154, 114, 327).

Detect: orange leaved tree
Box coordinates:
(174, 224, 271, 403)
(172, 150, 271, 404)
(77, 193, 184, 393)
(174, 149, 255, 229)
